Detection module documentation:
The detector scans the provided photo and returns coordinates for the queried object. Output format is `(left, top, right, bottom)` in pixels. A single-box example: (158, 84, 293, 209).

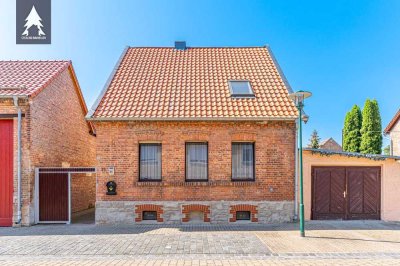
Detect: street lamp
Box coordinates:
(289, 90, 312, 237)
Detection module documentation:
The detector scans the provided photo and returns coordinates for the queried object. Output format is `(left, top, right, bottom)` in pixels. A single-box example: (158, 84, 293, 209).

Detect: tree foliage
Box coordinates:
(383, 145, 390, 156)
(360, 99, 382, 154)
(343, 105, 362, 152)
(308, 129, 321, 149)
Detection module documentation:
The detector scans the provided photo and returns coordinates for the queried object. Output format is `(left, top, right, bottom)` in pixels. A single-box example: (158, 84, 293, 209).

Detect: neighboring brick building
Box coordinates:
(88, 42, 298, 224)
(385, 109, 400, 156)
(0, 61, 96, 226)
(319, 138, 342, 152)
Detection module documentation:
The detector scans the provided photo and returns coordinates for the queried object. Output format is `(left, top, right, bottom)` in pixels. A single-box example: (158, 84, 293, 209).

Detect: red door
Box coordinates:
(0, 120, 13, 227)
(39, 173, 69, 222)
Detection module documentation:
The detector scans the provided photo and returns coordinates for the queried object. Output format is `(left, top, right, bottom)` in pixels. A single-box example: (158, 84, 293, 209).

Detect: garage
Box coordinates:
(304, 148, 400, 222)
(0, 120, 13, 227)
(312, 166, 380, 220)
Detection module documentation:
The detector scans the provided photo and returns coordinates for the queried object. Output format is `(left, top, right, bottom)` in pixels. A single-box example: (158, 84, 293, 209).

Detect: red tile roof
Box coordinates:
(0, 60, 95, 134)
(0, 61, 70, 97)
(89, 46, 298, 120)
(384, 109, 400, 134)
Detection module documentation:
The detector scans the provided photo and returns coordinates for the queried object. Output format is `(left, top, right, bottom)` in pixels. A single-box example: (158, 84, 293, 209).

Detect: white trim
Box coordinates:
(87, 116, 297, 122)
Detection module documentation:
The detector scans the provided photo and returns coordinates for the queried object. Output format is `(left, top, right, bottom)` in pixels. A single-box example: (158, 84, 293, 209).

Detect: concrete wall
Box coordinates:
(303, 150, 400, 221)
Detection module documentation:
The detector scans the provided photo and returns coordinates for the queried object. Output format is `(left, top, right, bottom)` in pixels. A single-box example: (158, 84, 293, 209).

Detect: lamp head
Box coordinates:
(289, 90, 312, 106)
(302, 114, 309, 124)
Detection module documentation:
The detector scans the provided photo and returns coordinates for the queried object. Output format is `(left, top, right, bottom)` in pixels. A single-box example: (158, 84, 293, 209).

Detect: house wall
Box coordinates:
(389, 120, 400, 156)
(303, 151, 400, 221)
(94, 120, 296, 224)
(0, 68, 96, 226)
(29, 68, 96, 221)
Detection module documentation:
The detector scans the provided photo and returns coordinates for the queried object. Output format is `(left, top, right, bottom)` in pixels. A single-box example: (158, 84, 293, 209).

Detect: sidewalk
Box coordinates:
(1, 220, 399, 265)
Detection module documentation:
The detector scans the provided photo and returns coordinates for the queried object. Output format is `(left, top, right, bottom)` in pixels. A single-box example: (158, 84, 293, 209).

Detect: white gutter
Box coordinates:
(12, 96, 23, 224)
(87, 116, 298, 122)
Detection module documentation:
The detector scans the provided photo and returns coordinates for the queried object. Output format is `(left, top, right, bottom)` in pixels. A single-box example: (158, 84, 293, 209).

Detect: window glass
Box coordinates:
(236, 211, 251, 220)
(186, 143, 208, 181)
(140, 144, 161, 181)
(229, 81, 254, 96)
(232, 143, 254, 180)
(142, 211, 157, 220)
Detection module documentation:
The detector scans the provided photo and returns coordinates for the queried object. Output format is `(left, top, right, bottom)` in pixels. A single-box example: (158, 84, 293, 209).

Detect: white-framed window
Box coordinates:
(229, 81, 254, 97)
(139, 143, 162, 181)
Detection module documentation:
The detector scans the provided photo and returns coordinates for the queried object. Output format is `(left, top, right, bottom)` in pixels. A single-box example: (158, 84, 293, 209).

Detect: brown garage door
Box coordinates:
(39, 173, 69, 222)
(312, 167, 380, 220)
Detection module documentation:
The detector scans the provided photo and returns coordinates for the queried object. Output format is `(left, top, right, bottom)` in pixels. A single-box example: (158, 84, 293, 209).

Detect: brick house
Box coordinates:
(0, 61, 96, 226)
(319, 138, 342, 152)
(88, 42, 298, 224)
(384, 109, 400, 156)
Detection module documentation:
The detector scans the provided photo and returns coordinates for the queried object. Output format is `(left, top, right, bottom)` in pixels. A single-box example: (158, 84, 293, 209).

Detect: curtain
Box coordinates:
(232, 143, 254, 180)
(186, 143, 208, 180)
(140, 144, 161, 180)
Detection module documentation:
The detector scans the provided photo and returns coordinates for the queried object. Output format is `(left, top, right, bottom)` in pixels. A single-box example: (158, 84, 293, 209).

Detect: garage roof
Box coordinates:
(304, 148, 400, 161)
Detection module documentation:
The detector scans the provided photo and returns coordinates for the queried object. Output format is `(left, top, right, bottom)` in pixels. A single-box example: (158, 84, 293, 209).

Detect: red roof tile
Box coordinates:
(89, 46, 298, 120)
(0, 61, 70, 97)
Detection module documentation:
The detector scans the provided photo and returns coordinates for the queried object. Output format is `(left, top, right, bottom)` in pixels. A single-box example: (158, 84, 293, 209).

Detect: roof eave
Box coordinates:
(87, 116, 298, 122)
(86, 46, 130, 119)
(384, 109, 400, 134)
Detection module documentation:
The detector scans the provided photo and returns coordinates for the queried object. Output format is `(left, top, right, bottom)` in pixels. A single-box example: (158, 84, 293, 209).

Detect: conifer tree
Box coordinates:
(360, 99, 382, 154)
(308, 129, 321, 149)
(342, 105, 362, 152)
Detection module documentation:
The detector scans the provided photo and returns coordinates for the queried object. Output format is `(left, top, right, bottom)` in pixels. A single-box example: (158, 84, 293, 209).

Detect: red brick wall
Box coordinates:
(95, 121, 295, 202)
(29, 68, 96, 217)
(0, 67, 96, 225)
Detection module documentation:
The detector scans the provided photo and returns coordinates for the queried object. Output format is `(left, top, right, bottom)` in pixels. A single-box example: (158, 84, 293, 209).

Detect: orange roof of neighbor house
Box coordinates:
(0, 61, 71, 97)
(384, 109, 400, 134)
(88, 45, 298, 120)
(0, 60, 95, 134)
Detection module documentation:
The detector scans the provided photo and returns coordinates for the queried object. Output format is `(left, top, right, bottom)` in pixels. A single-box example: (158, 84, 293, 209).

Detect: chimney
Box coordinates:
(175, 41, 186, 50)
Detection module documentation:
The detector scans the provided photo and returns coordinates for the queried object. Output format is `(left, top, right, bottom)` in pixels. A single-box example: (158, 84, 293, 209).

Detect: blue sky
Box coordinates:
(1, 0, 399, 145)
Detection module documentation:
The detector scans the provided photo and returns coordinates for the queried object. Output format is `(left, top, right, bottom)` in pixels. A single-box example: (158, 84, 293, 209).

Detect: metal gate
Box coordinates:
(0, 120, 13, 227)
(35, 167, 96, 224)
(312, 166, 381, 220)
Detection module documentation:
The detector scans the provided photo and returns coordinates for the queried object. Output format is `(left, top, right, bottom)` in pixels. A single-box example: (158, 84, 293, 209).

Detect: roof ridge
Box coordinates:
(127, 46, 267, 49)
(0, 60, 70, 62)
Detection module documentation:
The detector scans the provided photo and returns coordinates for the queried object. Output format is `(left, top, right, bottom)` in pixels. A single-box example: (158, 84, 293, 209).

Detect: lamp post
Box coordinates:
(289, 90, 312, 237)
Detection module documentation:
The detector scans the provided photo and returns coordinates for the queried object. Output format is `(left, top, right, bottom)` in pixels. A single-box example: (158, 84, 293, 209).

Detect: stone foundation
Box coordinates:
(95, 201, 294, 225)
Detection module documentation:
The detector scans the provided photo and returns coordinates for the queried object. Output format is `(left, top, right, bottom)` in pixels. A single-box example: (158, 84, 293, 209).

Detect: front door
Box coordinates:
(0, 120, 13, 227)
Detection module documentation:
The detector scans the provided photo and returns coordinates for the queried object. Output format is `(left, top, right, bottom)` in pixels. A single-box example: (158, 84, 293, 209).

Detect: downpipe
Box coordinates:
(13, 97, 22, 224)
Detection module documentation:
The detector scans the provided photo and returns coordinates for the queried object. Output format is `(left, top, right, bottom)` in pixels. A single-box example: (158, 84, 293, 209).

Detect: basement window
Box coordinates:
(236, 211, 251, 221)
(142, 211, 157, 220)
(229, 81, 254, 97)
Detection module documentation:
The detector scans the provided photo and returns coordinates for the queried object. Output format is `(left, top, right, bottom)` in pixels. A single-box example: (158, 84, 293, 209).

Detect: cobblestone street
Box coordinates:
(1, 221, 399, 265)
